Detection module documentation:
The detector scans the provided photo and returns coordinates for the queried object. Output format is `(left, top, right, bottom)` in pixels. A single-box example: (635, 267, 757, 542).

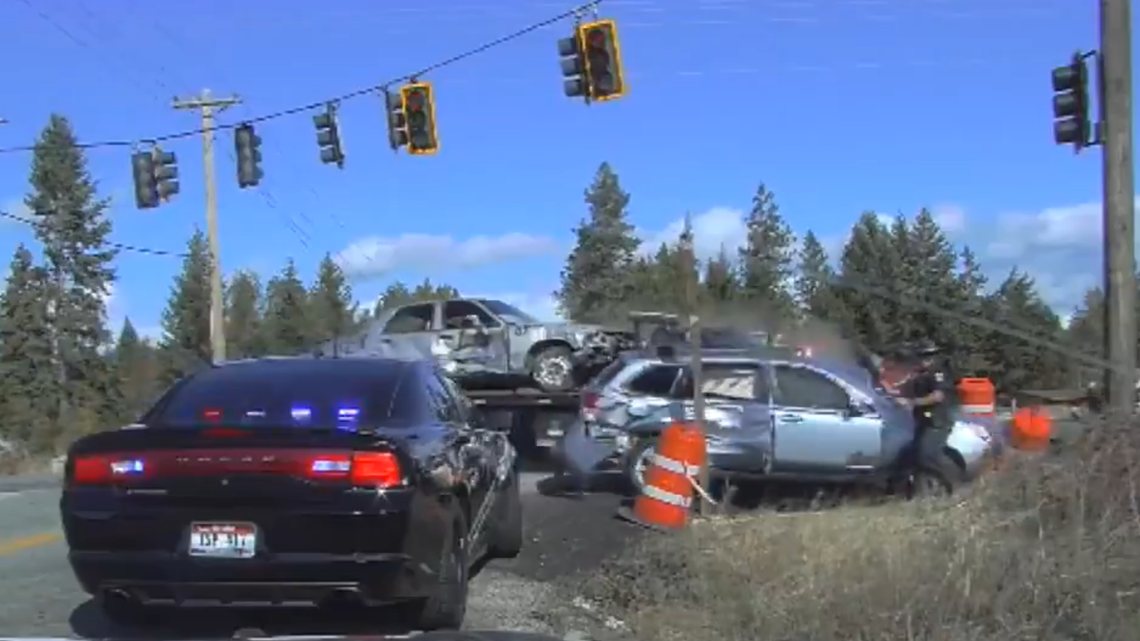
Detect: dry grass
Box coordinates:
(0, 451, 58, 476)
(579, 417, 1140, 641)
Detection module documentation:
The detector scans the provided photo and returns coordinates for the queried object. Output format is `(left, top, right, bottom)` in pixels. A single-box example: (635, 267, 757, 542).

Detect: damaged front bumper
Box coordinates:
(571, 331, 638, 369)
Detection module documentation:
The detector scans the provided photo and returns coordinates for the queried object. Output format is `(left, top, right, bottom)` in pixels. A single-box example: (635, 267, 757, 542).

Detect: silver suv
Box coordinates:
(579, 350, 790, 453)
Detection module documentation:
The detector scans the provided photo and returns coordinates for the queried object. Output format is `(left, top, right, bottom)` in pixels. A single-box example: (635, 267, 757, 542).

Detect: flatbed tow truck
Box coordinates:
(463, 386, 581, 457)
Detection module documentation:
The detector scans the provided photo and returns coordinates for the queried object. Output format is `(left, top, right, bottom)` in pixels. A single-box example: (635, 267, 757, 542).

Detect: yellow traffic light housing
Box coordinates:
(400, 82, 439, 156)
(576, 19, 626, 102)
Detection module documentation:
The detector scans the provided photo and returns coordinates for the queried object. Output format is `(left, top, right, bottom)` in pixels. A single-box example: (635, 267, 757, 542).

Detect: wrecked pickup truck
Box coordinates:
(313, 297, 637, 393)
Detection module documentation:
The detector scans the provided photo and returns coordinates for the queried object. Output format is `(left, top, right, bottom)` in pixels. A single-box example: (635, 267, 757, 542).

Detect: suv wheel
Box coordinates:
(407, 511, 469, 630)
(624, 439, 656, 495)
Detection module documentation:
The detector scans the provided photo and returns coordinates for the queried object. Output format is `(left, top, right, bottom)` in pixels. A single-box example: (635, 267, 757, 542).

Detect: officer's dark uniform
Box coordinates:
(898, 344, 955, 492)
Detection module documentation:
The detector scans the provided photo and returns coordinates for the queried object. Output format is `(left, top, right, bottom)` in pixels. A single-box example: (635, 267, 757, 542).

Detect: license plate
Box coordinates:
(188, 522, 257, 559)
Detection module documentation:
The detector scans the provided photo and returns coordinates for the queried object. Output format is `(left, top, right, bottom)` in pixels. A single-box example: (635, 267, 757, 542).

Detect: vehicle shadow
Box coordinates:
(68, 562, 494, 639)
(68, 599, 424, 639)
(535, 470, 630, 498)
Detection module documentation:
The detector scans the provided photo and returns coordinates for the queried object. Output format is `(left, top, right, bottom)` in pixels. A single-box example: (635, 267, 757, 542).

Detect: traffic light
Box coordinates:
(131, 146, 179, 210)
(153, 148, 180, 203)
(234, 123, 263, 188)
(400, 82, 439, 155)
(1052, 52, 1093, 150)
(314, 103, 345, 168)
(561, 19, 626, 103)
(131, 150, 158, 209)
(383, 89, 408, 152)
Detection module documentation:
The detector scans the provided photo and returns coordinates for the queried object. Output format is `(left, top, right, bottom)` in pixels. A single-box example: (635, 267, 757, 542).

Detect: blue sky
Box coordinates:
(0, 0, 1106, 338)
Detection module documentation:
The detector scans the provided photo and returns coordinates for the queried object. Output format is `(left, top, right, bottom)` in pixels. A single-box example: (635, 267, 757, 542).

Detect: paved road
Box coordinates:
(0, 466, 636, 639)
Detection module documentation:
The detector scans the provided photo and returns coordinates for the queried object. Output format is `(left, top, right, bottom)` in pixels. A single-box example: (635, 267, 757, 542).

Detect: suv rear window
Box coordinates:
(148, 360, 419, 428)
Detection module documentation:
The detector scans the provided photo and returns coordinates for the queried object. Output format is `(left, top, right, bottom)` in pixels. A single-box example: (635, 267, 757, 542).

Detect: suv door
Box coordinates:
(441, 299, 510, 374)
(770, 363, 882, 474)
(673, 362, 774, 473)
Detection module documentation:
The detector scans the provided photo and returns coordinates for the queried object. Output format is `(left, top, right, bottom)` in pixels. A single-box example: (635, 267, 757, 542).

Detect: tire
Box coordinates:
(487, 470, 524, 559)
(407, 510, 470, 631)
(531, 345, 575, 392)
(623, 438, 656, 496)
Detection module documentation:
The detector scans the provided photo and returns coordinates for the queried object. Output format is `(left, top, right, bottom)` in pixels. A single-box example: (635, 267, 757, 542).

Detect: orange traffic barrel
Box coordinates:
(618, 422, 707, 531)
(958, 378, 996, 417)
(1011, 407, 1051, 451)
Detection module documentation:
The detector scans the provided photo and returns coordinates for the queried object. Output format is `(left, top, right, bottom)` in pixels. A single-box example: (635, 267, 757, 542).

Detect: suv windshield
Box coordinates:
(147, 360, 417, 428)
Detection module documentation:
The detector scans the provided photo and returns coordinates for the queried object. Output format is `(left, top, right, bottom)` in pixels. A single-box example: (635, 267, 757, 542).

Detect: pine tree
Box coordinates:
(309, 254, 357, 344)
(904, 208, 961, 348)
(953, 246, 992, 376)
(794, 231, 831, 316)
(25, 114, 118, 427)
(263, 259, 311, 354)
(982, 270, 1065, 392)
(738, 183, 796, 325)
(0, 245, 57, 452)
(225, 270, 266, 359)
(836, 212, 898, 351)
(704, 244, 739, 304)
(373, 280, 460, 315)
(556, 162, 640, 322)
(159, 230, 212, 384)
(114, 318, 159, 422)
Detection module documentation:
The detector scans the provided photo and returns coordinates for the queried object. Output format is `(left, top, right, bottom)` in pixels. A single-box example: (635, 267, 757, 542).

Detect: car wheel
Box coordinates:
(407, 511, 469, 631)
(487, 470, 524, 559)
(531, 345, 575, 392)
(98, 591, 160, 628)
(623, 439, 656, 496)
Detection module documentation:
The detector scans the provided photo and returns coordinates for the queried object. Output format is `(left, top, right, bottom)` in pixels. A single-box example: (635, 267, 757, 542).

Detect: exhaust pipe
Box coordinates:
(102, 587, 133, 602)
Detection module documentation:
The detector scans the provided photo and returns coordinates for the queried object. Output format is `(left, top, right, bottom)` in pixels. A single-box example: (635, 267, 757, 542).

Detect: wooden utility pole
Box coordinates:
(680, 213, 711, 516)
(173, 89, 241, 365)
(1100, 0, 1136, 413)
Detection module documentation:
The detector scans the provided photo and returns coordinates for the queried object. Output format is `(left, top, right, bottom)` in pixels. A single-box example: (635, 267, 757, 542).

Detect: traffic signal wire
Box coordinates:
(0, 1, 603, 155)
(0, 209, 189, 258)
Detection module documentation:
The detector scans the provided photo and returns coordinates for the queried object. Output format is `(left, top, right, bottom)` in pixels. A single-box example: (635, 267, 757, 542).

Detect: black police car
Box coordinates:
(60, 357, 522, 630)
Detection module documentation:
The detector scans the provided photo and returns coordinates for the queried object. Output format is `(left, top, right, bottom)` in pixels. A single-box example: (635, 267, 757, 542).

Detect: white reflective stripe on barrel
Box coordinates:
(641, 482, 692, 508)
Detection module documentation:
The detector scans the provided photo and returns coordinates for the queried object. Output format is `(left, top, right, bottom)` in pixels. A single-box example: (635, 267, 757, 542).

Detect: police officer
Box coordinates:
(891, 341, 955, 496)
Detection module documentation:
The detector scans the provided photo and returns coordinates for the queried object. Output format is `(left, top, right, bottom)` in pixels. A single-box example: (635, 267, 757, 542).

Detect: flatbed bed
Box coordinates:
(461, 388, 580, 454)
(463, 387, 580, 409)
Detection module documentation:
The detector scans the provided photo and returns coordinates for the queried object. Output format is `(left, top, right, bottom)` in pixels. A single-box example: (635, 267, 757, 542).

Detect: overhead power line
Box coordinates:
(0, 209, 188, 257)
(0, 1, 603, 156)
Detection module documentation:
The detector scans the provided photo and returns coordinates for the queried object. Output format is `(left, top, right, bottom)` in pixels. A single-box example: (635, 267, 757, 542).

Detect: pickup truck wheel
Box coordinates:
(406, 511, 469, 630)
(532, 345, 575, 392)
(487, 470, 523, 559)
(624, 439, 656, 496)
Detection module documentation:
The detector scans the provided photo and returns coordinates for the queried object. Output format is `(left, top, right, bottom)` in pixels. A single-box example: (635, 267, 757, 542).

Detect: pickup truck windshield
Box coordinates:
(476, 299, 540, 324)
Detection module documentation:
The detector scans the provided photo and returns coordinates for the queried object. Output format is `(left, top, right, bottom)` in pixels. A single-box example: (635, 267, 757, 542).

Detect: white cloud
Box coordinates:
(932, 203, 966, 235)
(638, 207, 748, 259)
(942, 200, 1140, 314)
(334, 232, 560, 280)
